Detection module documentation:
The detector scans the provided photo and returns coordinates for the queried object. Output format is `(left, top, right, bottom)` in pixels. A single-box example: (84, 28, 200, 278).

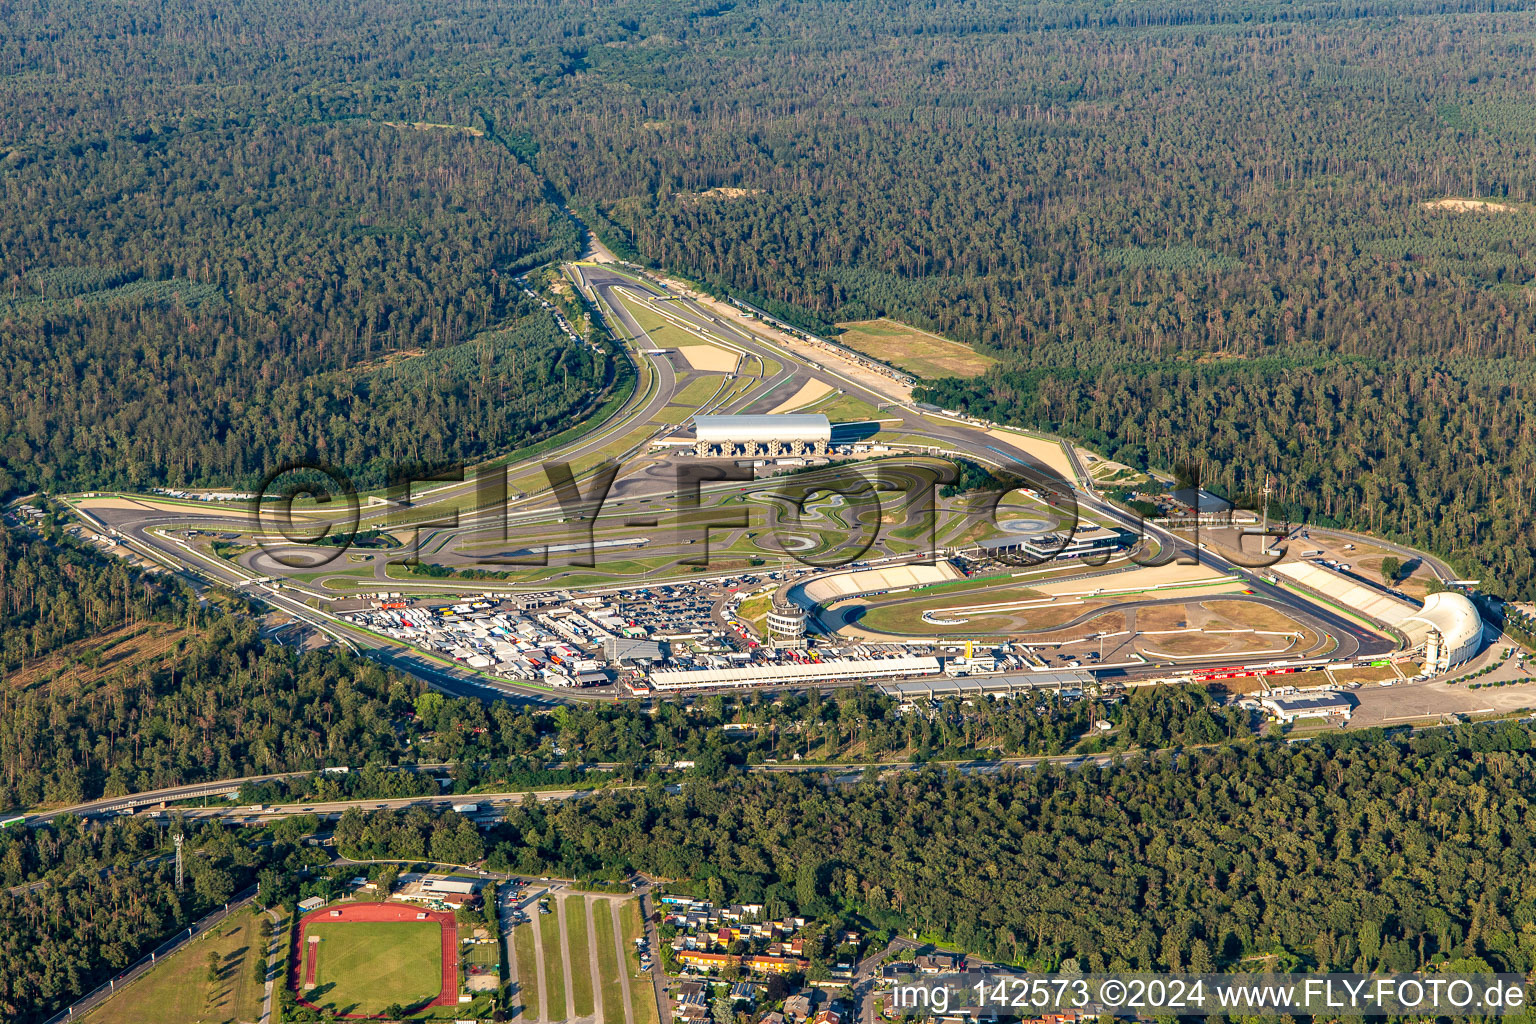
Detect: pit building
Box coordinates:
(692, 414, 831, 458)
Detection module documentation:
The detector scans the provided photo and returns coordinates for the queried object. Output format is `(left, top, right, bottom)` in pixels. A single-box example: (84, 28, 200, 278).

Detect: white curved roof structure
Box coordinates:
(694, 414, 830, 443)
(1400, 591, 1483, 664)
(1271, 560, 1483, 672)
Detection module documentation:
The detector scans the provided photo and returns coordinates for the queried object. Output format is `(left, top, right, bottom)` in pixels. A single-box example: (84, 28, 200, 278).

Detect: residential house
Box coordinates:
(743, 954, 808, 975)
(914, 953, 959, 974)
(782, 994, 814, 1022)
(678, 951, 738, 972)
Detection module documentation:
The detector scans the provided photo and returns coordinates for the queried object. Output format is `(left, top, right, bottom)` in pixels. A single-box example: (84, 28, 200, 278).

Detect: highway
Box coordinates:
(19, 752, 1163, 830)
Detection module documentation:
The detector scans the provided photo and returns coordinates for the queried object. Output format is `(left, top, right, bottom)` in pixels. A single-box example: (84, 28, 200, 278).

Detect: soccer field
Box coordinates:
(307, 920, 443, 1015)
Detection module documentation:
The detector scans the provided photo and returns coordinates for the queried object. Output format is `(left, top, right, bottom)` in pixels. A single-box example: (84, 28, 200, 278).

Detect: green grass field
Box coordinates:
(614, 291, 696, 348)
(670, 375, 728, 409)
(306, 920, 442, 1017)
(836, 318, 997, 378)
(806, 391, 886, 424)
(512, 921, 540, 1020)
(84, 910, 268, 1024)
(593, 901, 627, 1024)
(565, 896, 596, 1016)
(538, 908, 568, 1017)
(619, 900, 660, 1024)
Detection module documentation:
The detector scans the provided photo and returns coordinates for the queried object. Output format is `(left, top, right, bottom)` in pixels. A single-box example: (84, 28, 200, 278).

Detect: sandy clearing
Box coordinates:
(381, 120, 485, 137)
(1033, 562, 1233, 597)
(768, 379, 835, 414)
(674, 187, 764, 200)
(1424, 197, 1514, 213)
(985, 428, 1078, 482)
(677, 345, 740, 373)
(76, 496, 258, 518)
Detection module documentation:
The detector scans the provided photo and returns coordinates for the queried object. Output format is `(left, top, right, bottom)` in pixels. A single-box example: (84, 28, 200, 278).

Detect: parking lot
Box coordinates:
(503, 879, 654, 1024)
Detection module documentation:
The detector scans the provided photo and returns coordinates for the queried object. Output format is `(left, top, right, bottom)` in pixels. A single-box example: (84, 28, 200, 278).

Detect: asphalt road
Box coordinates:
(59, 255, 1425, 704)
(25, 753, 1157, 830)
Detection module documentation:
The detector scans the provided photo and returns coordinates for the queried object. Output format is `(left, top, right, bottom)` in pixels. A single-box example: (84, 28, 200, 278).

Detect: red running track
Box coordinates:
(290, 901, 459, 1019)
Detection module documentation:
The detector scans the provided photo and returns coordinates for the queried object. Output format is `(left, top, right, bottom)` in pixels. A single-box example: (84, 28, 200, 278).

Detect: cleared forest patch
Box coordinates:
(836, 318, 996, 378)
(7, 622, 193, 691)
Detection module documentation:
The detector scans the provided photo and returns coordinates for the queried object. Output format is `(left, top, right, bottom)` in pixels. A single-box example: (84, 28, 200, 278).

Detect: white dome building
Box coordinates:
(1399, 591, 1483, 673)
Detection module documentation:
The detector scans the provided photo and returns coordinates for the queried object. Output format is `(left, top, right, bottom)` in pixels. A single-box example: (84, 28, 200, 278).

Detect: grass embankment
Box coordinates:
(511, 921, 540, 1020)
(539, 906, 568, 1016)
(83, 910, 267, 1024)
(565, 895, 596, 1017)
(593, 901, 627, 1024)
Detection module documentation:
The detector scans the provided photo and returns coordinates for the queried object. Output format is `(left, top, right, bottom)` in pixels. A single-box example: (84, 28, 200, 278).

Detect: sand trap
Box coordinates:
(677, 345, 740, 373)
(768, 379, 834, 414)
(985, 428, 1079, 482)
(76, 496, 257, 519)
(1424, 197, 1514, 213)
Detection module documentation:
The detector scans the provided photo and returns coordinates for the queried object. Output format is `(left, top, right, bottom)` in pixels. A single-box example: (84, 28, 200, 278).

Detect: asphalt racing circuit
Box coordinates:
(56, 246, 1417, 706)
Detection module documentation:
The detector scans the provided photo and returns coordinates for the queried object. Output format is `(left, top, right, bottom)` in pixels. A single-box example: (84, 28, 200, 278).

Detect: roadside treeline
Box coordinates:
(477, 723, 1536, 976)
(0, 513, 1246, 810)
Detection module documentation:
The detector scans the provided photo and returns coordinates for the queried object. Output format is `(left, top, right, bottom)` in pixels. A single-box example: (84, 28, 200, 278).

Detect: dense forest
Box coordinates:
(472, 723, 1536, 977)
(0, 10, 604, 493)
(11, 0, 1536, 587)
(0, 815, 316, 1024)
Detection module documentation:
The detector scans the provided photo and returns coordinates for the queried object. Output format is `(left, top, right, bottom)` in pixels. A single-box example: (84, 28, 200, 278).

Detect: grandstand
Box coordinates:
(692, 414, 831, 457)
(1272, 561, 1483, 672)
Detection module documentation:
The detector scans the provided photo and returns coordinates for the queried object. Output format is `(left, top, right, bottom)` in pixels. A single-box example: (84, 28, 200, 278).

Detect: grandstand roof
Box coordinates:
(694, 413, 831, 443)
(1400, 591, 1482, 654)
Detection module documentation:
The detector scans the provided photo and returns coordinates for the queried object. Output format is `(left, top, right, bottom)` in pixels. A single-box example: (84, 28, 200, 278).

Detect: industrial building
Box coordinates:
(1259, 691, 1355, 723)
(879, 668, 1095, 698)
(692, 413, 831, 457)
(990, 522, 1132, 562)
